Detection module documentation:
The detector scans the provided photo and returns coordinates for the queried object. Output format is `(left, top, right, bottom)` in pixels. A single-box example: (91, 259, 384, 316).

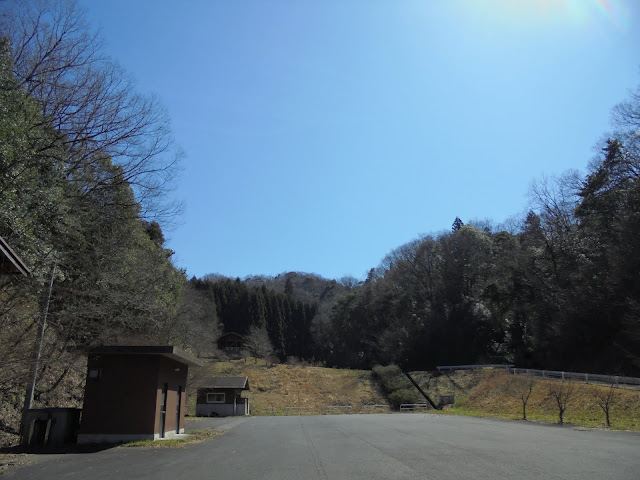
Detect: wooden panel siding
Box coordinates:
(77, 348, 199, 443)
(79, 353, 158, 436)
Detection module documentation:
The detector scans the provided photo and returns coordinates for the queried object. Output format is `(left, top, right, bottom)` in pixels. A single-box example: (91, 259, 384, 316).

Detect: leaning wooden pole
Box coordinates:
(404, 371, 439, 410)
(23, 264, 56, 413)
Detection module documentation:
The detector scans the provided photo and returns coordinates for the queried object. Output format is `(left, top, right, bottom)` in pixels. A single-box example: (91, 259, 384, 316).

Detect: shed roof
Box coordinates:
(83, 345, 203, 367)
(202, 376, 250, 390)
(0, 236, 31, 277)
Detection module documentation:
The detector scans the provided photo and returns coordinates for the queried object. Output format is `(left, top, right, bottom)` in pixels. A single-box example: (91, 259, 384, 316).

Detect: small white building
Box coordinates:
(196, 377, 250, 417)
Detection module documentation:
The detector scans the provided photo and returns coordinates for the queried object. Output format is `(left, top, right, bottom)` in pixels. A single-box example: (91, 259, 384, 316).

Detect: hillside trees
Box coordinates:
(0, 37, 67, 418)
(191, 277, 317, 360)
(0, 0, 189, 341)
(320, 143, 640, 375)
(0, 9, 187, 341)
(0, 1, 197, 444)
(1, 0, 182, 221)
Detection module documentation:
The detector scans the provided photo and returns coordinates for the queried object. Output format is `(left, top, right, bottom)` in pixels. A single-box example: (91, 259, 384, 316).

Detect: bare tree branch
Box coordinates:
(1, 0, 182, 223)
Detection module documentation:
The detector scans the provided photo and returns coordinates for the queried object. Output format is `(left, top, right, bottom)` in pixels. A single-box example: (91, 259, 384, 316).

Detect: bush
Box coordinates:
(372, 364, 408, 391)
(372, 364, 417, 409)
(388, 388, 421, 409)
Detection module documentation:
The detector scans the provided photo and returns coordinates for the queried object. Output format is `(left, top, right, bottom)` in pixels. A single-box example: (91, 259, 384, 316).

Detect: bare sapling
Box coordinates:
(592, 384, 616, 428)
(547, 381, 574, 425)
(507, 375, 536, 420)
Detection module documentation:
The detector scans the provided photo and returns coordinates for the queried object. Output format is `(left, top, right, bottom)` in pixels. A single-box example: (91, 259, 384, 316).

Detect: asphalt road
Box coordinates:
(7, 414, 640, 479)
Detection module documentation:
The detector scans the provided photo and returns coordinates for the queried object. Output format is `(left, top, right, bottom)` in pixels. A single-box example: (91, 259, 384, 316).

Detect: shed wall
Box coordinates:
(79, 354, 158, 437)
(78, 354, 189, 442)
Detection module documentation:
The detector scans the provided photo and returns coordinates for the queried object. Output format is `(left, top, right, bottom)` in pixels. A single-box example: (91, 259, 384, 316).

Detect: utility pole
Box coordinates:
(23, 264, 56, 413)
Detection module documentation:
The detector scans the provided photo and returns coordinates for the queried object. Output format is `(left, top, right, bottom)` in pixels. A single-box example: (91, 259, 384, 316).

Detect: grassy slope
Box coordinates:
(187, 359, 388, 416)
(411, 369, 640, 431)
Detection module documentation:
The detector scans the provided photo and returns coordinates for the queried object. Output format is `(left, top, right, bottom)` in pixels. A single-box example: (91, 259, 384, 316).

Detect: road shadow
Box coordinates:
(0, 442, 117, 455)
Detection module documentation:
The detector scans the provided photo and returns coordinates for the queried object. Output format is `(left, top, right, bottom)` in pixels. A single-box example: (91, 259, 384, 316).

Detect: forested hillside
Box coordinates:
(0, 0, 215, 444)
(317, 102, 640, 374)
(190, 277, 317, 360)
(244, 271, 352, 322)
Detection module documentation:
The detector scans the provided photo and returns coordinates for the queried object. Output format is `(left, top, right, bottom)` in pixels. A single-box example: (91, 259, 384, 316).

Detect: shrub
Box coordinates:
(388, 388, 421, 409)
(372, 364, 417, 409)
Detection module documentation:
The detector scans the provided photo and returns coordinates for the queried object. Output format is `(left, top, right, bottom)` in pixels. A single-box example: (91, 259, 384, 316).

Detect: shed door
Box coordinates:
(176, 386, 182, 434)
(160, 383, 168, 438)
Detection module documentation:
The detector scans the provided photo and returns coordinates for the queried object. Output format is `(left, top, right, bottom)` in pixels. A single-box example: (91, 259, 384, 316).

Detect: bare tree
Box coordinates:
(164, 284, 221, 357)
(592, 384, 616, 428)
(0, 0, 182, 222)
(506, 375, 536, 420)
(547, 381, 574, 425)
(245, 325, 274, 364)
(613, 82, 640, 130)
(338, 275, 361, 291)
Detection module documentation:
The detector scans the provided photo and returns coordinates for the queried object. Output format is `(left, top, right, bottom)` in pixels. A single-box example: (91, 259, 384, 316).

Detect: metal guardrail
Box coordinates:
(509, 368, 640, 386)
(435, 364, 639, 387)
(323, 405, 353, 411)
(363, 404, 391, 409)
(400, 403, 430, 411)
(437, 364, 514, 371)
(285, 406, 315, 411)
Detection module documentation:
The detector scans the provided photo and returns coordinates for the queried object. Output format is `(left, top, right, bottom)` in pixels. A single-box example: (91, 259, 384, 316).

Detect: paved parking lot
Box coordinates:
(7, 414, 640, 479)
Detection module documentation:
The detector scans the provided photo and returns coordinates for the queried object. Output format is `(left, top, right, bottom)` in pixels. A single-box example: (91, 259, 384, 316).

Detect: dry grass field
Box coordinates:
(411, 369, 640, 431)
(186, 358, 389, 416)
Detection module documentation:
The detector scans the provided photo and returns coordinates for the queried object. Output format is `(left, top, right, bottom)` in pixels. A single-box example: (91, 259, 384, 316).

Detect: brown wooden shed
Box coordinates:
(217, 332, 246, 351)
(77, 346, 202, 444)
(196, 377, 250, 417)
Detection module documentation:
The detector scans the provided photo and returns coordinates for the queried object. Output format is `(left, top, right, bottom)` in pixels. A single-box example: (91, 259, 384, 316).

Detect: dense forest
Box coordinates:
(1, 0, 640, 446)
(190, 277, 317, 360)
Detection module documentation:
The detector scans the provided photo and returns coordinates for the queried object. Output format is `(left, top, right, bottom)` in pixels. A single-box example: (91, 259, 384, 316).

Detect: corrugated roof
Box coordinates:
(203, 376, 250, 390)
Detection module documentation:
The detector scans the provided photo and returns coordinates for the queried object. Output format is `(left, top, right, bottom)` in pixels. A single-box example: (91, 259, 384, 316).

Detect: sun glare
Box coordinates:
(464, 0, 629, 31)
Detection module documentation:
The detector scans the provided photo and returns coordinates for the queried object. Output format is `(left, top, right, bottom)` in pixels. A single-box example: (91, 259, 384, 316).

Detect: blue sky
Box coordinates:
(79, 0, 640, 281)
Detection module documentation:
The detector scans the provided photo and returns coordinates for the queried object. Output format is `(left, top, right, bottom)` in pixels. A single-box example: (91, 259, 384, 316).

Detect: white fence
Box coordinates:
(323, 405, 353, 412)
(436, 364, 640, 388)
(509, 368, 640, 387)
(285, 406, 315, 412)
(437, 364, 513, 371)
(400, 403, 430, 412)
